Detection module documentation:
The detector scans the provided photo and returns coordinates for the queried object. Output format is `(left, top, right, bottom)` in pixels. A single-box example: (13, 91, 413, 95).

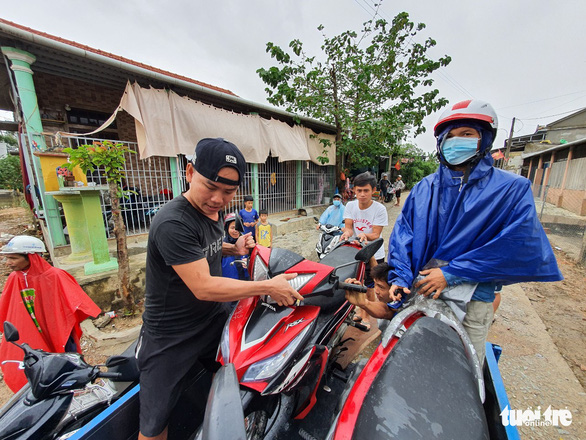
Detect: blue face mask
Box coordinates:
(441, 136, 480, 165)
(333, 199, 341, 207)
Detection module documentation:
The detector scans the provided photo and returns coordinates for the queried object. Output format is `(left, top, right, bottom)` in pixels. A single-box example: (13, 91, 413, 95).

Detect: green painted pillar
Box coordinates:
(296, 161, 303, 209)
(48, 187, 117, 275)
(251, 163, 260, 212)
(169, 156, 183, 197)
(80, 190, 118, 275)
(48, 192, 92, 262)
(1, 47, 66, 247)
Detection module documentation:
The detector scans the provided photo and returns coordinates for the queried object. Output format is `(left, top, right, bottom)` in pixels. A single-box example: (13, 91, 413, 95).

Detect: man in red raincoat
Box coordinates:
(0, 235, 101, 392)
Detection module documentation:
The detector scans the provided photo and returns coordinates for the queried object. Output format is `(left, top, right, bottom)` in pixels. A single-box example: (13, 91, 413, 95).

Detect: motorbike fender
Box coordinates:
(292, 346, 329, 420)
(201, 364, 246, 440)
(0, 392, 73, 440)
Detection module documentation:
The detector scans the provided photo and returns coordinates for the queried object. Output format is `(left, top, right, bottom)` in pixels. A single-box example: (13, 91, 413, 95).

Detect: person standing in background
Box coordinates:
(393, 175, 405, 206)
(239, 195, 259, 239)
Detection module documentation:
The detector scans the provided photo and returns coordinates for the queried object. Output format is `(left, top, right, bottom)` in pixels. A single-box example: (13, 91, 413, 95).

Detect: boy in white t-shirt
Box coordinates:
(341, 172, 388, 328)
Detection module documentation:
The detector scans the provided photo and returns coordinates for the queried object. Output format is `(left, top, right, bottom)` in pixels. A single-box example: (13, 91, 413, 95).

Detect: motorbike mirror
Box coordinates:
(313, 216, 319, 222)
(354, 238, 384, 262)
(3, 321, 19, 342)
(233, 213, 245, 234)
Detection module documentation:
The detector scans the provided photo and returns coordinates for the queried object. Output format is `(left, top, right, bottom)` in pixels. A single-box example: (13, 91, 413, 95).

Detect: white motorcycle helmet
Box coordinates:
(434, 99, 499, 170)
(0, 236, 47, 254)
(434, 99, 498, 137)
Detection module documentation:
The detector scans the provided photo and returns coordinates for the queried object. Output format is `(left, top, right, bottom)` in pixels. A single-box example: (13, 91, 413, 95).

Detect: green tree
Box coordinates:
(0, 155, 23, 191)
(395, 144, 438, 188)
(257, 10, 451, 181)
(0, 133, 18, 147)
(64, 140, 135, 312)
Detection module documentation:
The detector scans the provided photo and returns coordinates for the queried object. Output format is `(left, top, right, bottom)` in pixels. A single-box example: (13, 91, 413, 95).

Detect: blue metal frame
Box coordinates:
(485, 343, 521, 440)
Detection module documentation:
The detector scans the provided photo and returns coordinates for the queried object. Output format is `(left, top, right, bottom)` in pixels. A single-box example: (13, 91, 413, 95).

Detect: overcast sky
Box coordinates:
(3, 0, 586, 153)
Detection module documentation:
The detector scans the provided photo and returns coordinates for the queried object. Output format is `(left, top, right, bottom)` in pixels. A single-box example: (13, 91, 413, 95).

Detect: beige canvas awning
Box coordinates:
(119, 82, 336, 165)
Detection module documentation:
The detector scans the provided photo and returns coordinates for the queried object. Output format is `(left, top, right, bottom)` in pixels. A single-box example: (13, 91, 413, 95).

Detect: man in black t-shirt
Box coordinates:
(137, 138, 303, 440)
(378, 174, 390, 202)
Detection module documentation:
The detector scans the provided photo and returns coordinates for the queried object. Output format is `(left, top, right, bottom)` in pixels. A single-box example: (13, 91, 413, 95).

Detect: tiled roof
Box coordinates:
(0, 17, 237, 97)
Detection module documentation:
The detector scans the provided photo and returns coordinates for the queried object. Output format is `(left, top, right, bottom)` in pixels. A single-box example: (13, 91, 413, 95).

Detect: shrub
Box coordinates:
(0, 155, 23, 191)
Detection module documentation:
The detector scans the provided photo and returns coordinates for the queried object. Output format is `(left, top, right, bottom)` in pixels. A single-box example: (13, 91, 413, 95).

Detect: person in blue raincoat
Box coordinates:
(386, 99, 563, 363)
(318, 193, 345, 230)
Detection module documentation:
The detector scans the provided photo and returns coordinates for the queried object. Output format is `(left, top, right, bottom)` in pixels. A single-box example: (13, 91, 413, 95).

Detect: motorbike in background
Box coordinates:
(314, 217, 343, 260)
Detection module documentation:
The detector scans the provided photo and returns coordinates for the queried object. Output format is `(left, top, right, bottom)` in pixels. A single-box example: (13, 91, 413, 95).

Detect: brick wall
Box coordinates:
(33, 71, 136, 142)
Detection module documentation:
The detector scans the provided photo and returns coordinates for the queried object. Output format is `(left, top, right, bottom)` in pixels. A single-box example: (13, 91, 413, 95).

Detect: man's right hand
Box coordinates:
(389, 284, 410, 302)
(344, 277, 367, 307)
(267, 273, 304, 306)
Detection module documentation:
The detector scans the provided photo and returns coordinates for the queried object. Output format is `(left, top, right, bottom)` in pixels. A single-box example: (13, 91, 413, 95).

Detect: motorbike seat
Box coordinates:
(320, 246, 360, 282)
(352, 316, 489, 439)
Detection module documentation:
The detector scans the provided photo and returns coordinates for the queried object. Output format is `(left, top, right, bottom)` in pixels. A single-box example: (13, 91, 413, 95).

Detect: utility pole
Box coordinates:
(503, 117, 516, 169)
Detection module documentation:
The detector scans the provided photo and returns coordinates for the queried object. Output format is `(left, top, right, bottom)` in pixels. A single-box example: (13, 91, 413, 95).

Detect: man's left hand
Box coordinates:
(236, 232, 255, 255)
(414, 268, 447, 299)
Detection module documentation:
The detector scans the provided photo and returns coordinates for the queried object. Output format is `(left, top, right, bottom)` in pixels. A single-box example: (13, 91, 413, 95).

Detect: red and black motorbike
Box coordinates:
(204, 233, 383, 439)
(325, 270, 520, 440)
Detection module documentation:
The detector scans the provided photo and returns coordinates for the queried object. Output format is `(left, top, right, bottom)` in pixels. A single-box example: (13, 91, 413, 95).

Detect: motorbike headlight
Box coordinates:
(261, 274, 314, 305)
(252, 256, 269, 281)
(242, 324, 311, 383)
(219, 305, 237, 364)
(287, 273, 314, 292)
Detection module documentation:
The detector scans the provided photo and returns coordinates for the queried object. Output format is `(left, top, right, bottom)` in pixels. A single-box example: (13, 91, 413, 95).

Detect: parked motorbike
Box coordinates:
(0, 321, 215, 440)
(325, 283, 520, 440)
(384, 187, 395, 204)
(0, 321, 139, 440)
(314, 217, 343, 260)
(105, 188, 168, 233)
(200, 235, 383, 440)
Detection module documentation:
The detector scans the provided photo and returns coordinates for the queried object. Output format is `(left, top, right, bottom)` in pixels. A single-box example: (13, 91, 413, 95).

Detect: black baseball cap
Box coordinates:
(191, 138, 246, 186)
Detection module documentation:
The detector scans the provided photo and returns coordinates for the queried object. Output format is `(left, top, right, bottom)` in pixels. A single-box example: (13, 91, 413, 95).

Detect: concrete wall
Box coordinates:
(69, 257, 146, 312)
(546, 187, 586, 216)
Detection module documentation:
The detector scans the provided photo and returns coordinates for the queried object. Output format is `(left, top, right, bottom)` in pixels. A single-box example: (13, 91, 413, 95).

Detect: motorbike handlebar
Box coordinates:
(338, 282, 368, 293)
(98, 371, 124, 380)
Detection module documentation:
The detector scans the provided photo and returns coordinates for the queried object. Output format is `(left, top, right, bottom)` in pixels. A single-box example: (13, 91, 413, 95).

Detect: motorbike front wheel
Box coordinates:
(244, 410, 269, 440)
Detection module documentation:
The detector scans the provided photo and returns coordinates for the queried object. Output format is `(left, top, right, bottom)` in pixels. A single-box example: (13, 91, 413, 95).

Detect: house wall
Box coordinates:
(31, 72, 174, 199)
(545, 113, 586, 143)
(33, 71, 136, 142)
(545, 128, 586, 144)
